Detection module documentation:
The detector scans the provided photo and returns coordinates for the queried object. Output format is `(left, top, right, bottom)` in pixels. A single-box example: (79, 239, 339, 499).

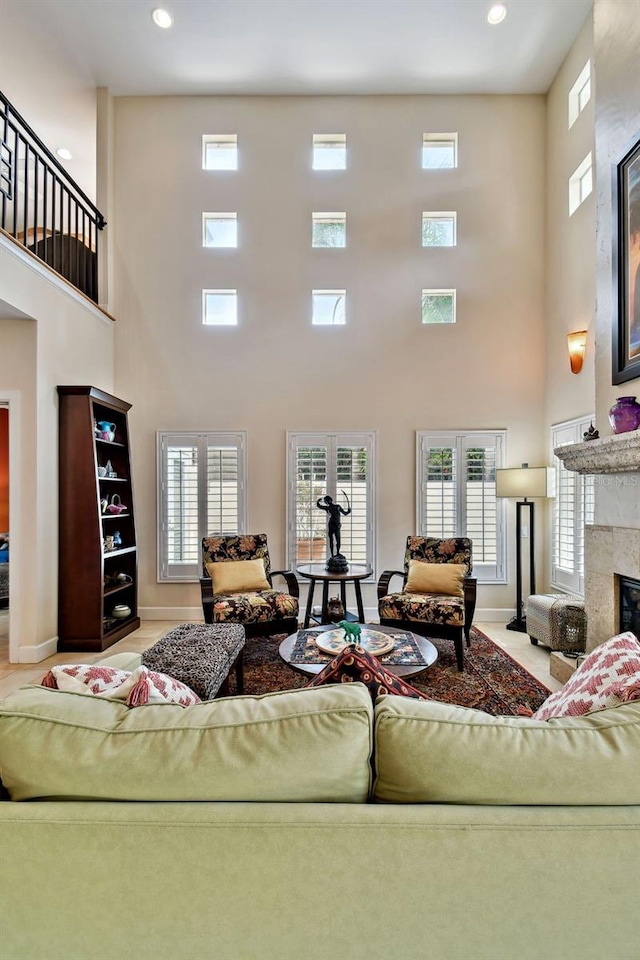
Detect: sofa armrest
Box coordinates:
(269, 570, 300, 598)
(377, 570, 405, 600)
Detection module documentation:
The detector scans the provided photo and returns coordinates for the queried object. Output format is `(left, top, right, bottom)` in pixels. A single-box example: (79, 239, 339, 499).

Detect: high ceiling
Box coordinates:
(11, 0, 592, 97)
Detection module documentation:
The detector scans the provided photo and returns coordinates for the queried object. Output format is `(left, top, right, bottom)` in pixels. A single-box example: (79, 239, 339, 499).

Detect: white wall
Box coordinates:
(542, 13, 596, 590)
(594, 0, 640, 429)
(0, 241, 115, 659)
(111, 93, 547, 616)
(0, 1, 98, 200)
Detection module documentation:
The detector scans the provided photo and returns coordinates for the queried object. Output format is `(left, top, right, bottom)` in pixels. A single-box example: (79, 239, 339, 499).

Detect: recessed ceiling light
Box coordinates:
(152, 8, 173, 29)
(56, 148, 73, 160)
(487, 3, 507, 24)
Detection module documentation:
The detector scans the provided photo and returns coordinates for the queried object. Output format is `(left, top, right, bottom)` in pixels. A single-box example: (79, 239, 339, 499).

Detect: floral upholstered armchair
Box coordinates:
(377, 537, 477, 671)
(200, 534, 299, 638)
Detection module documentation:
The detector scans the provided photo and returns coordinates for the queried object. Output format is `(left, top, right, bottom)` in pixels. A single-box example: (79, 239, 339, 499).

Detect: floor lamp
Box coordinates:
(496, 463, 555, 633)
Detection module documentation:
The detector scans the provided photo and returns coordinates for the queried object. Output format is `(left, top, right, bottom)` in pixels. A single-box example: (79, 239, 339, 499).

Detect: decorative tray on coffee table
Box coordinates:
(315, 627, 395, 657)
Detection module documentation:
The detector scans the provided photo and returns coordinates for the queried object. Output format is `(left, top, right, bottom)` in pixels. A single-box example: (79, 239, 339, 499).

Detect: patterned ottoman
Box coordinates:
(526, 594, 586, 653)
(142, 623, 245, 700)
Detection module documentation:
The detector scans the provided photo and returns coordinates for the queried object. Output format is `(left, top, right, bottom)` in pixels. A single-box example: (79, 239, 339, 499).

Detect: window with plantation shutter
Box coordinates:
(417, 431, 506, 582)
(287, 433, 375, 571)
(551, 416, 595, 594)
(157, 431, 246, 581)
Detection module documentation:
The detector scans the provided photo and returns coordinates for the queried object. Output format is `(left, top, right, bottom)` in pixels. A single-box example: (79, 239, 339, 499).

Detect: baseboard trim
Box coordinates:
(139, 606, 204, 621)
(476, 608, 516, 622)
(19, 635, 59, 663)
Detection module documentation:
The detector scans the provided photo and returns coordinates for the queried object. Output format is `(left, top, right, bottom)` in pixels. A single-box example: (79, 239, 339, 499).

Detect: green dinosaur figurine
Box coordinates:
(338, 620, 361, 645)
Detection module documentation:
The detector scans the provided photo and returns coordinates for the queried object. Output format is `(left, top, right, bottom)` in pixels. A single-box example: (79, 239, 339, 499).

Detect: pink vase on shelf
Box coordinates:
(608, 396, 640, 434)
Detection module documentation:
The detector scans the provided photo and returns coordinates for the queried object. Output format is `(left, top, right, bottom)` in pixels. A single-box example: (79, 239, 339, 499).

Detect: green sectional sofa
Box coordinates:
(1, 651, 639, 960)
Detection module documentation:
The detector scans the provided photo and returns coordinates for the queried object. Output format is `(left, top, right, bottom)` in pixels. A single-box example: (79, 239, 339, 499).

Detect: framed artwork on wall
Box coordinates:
(612, 132, 640, 385)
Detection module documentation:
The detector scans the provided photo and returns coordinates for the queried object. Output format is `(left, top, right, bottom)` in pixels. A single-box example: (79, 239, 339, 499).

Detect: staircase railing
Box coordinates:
(0, 91, 106, 304)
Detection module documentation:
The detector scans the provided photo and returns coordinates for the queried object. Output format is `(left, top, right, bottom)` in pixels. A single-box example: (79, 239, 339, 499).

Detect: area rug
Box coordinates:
(239, 626, 551, 716)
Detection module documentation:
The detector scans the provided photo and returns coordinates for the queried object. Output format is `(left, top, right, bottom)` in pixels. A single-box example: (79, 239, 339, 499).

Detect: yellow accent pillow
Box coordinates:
(405, 560, 465, 596)
(206, 558, 270, 594)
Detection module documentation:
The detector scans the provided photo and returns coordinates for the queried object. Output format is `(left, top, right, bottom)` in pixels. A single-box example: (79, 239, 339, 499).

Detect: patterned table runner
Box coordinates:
(289, 629, 428, 666)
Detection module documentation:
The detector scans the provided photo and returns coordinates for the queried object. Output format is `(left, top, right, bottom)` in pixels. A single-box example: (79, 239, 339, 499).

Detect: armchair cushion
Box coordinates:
(206, 558, 270, 594)
(212, 590, 299, 625)
(379, 592, 465, 627)
(202, 534, 271, 578)
(404, 536, 472, 576)
(405, 560, 466, 597)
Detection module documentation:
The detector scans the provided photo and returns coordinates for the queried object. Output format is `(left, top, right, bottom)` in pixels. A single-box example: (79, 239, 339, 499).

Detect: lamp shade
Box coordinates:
(495, 466, 555, 499)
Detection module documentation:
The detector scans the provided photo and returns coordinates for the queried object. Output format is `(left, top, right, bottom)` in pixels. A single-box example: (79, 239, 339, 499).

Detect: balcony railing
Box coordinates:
(1, 91, 106, 303)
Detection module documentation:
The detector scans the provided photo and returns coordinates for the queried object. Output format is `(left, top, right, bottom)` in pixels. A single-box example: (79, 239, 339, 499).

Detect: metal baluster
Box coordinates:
(33, 154, 39, 256)
(42, 164, 48, 264)
(51, 173, 57, 268)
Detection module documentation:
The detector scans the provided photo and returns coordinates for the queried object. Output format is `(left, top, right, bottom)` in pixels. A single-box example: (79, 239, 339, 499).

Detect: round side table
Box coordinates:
(296, 562, 373, 628)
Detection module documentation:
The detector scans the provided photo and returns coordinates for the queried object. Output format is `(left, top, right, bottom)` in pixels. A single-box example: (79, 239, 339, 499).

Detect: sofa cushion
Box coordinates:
(307, 643, 427, 703)
(373, 695, 640, 805)
(0, 683, 373, 803)
(533, 632, 640, 720)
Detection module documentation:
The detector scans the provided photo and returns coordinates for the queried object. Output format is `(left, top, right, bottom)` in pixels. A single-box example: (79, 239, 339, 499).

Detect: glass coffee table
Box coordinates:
(278, 623, 438, 680)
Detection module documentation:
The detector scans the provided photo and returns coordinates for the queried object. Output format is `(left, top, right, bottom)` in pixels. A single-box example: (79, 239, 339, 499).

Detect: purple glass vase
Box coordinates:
(608, 396, 640, 434)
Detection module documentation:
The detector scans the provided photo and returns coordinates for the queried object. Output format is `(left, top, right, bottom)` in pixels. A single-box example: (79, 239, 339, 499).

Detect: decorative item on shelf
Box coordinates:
(567, 330, 587, 374)
(96, 421, 116, 442)
(608, 396, 640, 434)
(104, 536, 115, 551)
(103, 459, 116, 478)
(112, 604, 132, 619)
(106, 494, 127, 515)
(97, 465, 107, 478)
(582, 423, 600, 441)
(326, 596, 345, 622)
(113, 530, 122, 548)
(100, 498, 108, 514)
(104, 572, 133, 587)
(102, 616, 117, 631)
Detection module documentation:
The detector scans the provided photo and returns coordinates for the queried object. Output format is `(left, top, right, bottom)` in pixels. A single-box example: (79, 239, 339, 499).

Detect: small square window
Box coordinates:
(203, 213, 238, 248)
(312, 212, 346, 247)
(312, 290, 346, 325)
(422, 212, 457, 247)
(422, 134, 457, 169)
(422, 290, 456, 324)
(568, 61, 591, 129)
(203, 135, 238, 171)
(313, 134, 346, 170)
(568, 152, 593, 216)
(203, 290, 238, 326)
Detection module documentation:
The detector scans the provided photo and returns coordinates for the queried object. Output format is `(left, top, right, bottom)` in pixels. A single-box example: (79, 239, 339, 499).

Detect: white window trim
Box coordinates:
(569, 152, 593, 216)
(202, 212, 238, 248)
(202, 134, 238, 171)
(421, 212, 457, 247)
(422, 133, 458, 169)
(568, 60, 591, 129)
(416, 430, 506, 583)
(286, 431, 376, 575)
(421, 289, 457, 324)
(157, 430, 247, 582)
(550, 415, 595, 595)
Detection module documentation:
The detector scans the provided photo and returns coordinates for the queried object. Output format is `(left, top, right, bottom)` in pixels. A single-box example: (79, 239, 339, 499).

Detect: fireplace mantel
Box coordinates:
(554, 431, 640, 475)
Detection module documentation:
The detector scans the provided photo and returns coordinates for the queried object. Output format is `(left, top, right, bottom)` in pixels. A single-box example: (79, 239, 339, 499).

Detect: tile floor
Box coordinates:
(0, 609, 563, 700)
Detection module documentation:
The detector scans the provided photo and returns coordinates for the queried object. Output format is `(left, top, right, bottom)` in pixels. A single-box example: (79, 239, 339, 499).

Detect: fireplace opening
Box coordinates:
(618, 575, 640, 639)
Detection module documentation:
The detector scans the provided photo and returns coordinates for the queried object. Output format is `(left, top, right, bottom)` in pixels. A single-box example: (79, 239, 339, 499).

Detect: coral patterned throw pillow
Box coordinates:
(533, 632, 640, 721)
(41, 663, 200, 708)
(307, 643, 427, 703)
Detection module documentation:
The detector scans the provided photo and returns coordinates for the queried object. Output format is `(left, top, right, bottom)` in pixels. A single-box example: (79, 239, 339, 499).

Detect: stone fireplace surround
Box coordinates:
(554, 432, 640, 653)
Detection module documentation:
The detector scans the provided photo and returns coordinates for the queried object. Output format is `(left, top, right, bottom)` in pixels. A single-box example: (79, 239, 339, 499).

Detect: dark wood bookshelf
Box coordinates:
(57, 386, 140, 651)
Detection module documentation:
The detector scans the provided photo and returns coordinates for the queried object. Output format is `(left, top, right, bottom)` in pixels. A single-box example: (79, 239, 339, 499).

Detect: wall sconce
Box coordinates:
(567, 330, 587, 374)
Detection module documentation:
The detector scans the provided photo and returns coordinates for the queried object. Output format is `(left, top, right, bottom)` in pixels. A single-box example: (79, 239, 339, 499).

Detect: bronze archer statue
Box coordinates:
(316, 491, 351, 571)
